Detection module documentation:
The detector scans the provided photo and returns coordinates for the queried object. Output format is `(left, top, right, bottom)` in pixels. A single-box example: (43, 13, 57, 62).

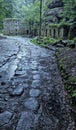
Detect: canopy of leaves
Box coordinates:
(62, 0, 76, 25)
(0, 0, 14, 29)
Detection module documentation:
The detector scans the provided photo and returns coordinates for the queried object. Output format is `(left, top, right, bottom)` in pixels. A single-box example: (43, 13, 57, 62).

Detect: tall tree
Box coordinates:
(62, 0, 76, 38)
(0, 0, 14, 30)
(63, 0, 76, 24)
(39, 0, 42, 36)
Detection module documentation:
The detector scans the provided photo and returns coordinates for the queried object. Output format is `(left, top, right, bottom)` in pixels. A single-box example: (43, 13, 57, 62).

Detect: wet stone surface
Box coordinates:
(16, 111, 34, 130)
(10, 86, 24, 96)
(0, 111, 12, 127)
(16, 111, 39, 130)
(24, 98, 39, 111)
(0, 36, 75, 130)
(29, 89, 41, 97)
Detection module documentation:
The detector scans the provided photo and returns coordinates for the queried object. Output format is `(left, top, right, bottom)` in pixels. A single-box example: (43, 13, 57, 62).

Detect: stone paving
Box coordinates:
(0, 36, 75, 130)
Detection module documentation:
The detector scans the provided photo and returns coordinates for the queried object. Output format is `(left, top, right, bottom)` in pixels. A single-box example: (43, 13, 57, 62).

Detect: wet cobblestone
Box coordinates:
(0, 36, 75, 130)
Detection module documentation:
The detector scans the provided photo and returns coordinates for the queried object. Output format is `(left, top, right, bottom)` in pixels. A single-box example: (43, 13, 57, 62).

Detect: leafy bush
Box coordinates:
(73, 37, 76, 43)
(67, 40, 75, 48)
(31, 36, 59, 47)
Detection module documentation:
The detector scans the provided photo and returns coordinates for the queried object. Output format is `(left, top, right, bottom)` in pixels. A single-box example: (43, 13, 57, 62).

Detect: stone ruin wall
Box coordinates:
(44, 26, 64, 38)
(3, 19, 25, 35)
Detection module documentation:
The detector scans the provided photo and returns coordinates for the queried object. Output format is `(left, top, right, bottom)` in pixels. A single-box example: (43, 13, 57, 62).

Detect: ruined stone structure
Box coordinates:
(44, 25, 64, 38)
(4, 18, 25, 35)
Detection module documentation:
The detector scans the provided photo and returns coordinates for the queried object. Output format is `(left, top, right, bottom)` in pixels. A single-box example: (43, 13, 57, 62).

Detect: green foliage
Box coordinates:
(68, 76, 76, 83)
(62, 0, 76, 24)
(73, 37, 76, 43)
(67, 40, 75, 48)
(23, 1, 40, 27)
(0, 0, 15, 30)
(22, 0, 48, 30)
(31, 36, 59, 47)
(56, 49, 76, 106)
(58, 57, 67, 73)
(72, 90, 76, 97)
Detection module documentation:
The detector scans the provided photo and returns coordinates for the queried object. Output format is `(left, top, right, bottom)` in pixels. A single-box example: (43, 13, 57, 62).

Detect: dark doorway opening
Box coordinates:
(54, 29, 56, 38)
(50, 29, 51, 36)
(26, 30, 29, 35)
(64, 26, 69, 39)
(15, 29, 18, 35)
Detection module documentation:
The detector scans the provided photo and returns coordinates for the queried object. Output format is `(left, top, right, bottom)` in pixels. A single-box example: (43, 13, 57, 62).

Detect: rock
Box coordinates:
(0, 101, 7, 113)
(33, 74, 40, 80)
(18, 83, 29, 89)
(31, 80, 40, 88)
(45, 7, 63, 23)
(16, 111, 35, 130)
(0, 111, 12, 127)
(24, 98, 39, 111)
(46, 46, 56, 51)
(53, 40, 68, 47)
(32, 70, 38, 74)
(29, 89, 41, 97)
(46, 7, 63, 17)
(16, 112, 40, 130)
(15, 70, 25, 76)
(10, 86, 24, 96)
(55, 44, 64, 47)
(45, 0, 64, 25)
(47, 0, 64, 9)
(62, 40, 68, 46)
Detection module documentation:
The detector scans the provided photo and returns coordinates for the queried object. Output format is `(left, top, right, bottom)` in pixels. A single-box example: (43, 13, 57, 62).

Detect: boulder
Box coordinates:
(46, 7, 63, 17)
(53, 40, 68, 47)
(47, 0, 64, 9)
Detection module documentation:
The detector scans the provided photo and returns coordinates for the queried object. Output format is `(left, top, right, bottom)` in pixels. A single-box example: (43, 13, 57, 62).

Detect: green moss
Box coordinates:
(68, 76, 76, 83)
(48, 22, 71, 28)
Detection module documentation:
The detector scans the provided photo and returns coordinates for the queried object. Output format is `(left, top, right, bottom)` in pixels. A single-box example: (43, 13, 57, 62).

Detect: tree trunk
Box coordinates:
(39, 0, 42, 37)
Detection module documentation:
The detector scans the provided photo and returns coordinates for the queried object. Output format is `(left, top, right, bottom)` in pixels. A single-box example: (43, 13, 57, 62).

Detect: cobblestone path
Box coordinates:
(0, 36, 75, 130)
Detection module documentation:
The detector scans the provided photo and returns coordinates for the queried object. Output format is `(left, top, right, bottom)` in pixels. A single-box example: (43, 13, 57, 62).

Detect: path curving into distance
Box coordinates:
(0, 36, 75, 130)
